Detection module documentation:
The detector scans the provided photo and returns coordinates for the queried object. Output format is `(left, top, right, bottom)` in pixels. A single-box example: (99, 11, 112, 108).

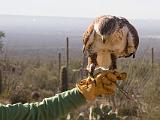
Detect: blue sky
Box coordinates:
(0, 0, 159, 19)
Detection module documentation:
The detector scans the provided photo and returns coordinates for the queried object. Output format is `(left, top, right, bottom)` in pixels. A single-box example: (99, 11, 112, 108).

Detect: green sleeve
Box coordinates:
(0, 88, 86, 120)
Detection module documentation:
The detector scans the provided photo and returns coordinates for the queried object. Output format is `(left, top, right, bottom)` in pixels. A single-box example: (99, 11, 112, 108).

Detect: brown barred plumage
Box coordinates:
(82, 15, 139, 75)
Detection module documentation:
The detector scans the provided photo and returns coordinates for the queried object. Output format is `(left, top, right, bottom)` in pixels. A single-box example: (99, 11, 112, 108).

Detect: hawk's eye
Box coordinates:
(117, 76, 121, 79)
(113, 71, 117, 74)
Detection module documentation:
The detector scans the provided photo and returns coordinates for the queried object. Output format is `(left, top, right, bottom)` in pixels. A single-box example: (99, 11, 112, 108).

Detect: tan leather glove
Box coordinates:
(76, 70, 127, 100)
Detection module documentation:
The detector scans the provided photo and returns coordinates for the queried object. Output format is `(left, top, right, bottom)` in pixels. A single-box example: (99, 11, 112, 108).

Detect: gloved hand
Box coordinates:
(76, 70, 127, 100)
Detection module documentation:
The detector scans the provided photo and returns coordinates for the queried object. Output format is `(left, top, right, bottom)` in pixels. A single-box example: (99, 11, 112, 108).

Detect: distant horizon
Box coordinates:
(0, 12, 160, 59)
(1, 14, 160, 20)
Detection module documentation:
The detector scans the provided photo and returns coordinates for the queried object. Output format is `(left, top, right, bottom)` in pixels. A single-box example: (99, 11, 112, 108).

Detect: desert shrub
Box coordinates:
(141, 67, 160, 120)
(31, 91, 40, 101)
(0, 50, 159, 120)
(23, 65, 58, 90)
(9, 85, 31, 104)
(59, 104, 121, 120)
(40, 89, 54, 98)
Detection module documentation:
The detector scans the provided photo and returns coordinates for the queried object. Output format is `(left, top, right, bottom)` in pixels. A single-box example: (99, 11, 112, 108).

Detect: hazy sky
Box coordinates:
(0, 0, 159, 19)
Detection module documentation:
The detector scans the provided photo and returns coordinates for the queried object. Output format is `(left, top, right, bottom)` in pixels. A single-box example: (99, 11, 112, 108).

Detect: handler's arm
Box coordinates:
(0, 88, 86, 120)
(0, 70, 126, 120)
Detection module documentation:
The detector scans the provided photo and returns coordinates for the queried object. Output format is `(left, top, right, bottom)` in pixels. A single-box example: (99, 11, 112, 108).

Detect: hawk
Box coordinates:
(82, 15, 139, 76)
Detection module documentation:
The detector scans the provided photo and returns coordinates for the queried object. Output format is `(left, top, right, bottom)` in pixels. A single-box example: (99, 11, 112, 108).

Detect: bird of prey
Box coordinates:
(82, 15, 139, 76)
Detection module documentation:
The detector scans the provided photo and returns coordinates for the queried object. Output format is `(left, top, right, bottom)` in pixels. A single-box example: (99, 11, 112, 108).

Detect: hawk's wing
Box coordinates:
(82, 22, 94, 53)
(126, 21, 139, 56)
(117, 17, 139, 58)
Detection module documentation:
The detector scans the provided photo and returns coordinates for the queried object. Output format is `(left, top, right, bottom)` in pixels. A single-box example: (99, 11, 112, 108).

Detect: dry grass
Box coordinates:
(0, 51, 159, 119)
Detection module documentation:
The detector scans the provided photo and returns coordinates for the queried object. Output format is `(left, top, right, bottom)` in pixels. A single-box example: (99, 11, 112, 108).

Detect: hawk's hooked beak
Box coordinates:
(102, 36, 106, 44)
(133, 53, 135, 58)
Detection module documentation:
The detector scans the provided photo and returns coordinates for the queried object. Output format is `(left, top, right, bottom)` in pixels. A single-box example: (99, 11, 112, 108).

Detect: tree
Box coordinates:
(0, 31, 5, 52)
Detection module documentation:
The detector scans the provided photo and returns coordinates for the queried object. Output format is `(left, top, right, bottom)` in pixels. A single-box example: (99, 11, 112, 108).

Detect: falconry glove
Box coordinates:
(76, 70, 127, 100)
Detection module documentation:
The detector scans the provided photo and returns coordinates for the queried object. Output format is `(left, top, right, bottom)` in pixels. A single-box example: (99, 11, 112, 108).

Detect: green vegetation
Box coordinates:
(0, 53, 159, 119)
(0, 32, 159, 120)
